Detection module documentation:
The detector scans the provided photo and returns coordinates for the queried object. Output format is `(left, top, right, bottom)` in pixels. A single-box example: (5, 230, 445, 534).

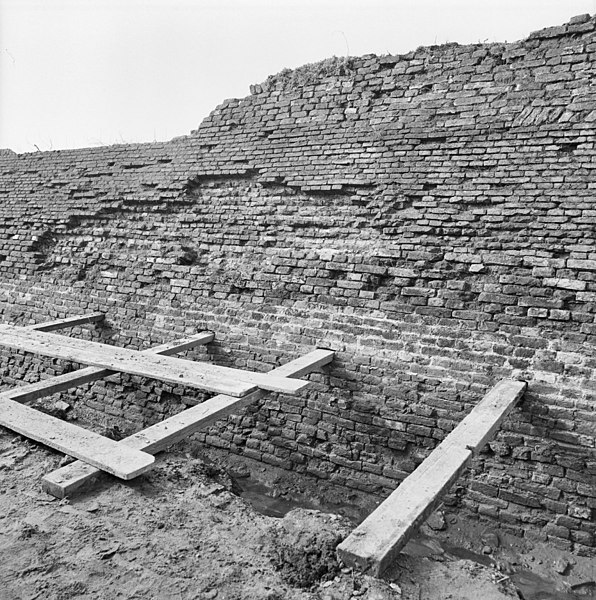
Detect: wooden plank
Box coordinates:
(42, 349, 335, 498)
(271, 348, 335, 379)
(338, 445, 473, 576)
(4, 331, 215, 405)
(27, 312, 105, 332)
(122, 349, 335, 454)
(147, 331, 215, 356)
(0, 396, 154, 480)
(0, 324, 308, 397)
(337, 379, 527, 576)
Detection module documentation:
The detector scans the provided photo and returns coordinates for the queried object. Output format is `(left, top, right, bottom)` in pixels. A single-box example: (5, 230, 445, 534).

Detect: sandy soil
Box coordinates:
(1, 430, 594, 600)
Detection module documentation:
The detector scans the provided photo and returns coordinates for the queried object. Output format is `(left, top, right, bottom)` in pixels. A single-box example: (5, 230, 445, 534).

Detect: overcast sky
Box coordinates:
(1, 0, 594, 153)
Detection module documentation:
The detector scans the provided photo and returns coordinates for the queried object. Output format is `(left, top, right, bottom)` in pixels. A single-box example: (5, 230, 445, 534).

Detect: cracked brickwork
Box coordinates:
(0, 15, 595, 552)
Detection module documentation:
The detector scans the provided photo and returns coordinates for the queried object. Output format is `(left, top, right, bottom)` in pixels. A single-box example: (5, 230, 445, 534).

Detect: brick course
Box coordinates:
(0, 15, 595, 551)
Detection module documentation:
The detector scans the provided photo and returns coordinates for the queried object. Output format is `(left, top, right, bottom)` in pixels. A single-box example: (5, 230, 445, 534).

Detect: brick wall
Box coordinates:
(0, 14, 595, 552)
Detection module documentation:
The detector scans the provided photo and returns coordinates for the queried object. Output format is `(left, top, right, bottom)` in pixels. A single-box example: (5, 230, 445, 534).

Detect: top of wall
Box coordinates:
(248, 12, 594, 95)
(1, 13, 595, 280)
(182, 12, 596, 190)
(1, 12, 594, 162)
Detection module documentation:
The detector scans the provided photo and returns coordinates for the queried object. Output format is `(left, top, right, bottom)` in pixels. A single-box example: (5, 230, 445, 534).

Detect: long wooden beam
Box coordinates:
(4, 331, 215, 405)
(0, 333, 214, 481)
(0, 395, 155, 480)
(0, 324, 308, 397)
(41, 349, 335, 498)
(336, 379, 527, 577)
(27, 312, 105, 332)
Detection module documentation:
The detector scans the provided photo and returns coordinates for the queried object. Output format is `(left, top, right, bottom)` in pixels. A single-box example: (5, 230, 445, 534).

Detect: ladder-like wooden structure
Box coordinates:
(0, 323, 308, 397)
(0, 313, 334, 496)
(337, 379, 527, 577)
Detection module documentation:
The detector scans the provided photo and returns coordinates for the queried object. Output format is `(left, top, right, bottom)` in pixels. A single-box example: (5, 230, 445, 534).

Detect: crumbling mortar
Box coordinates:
(1, 13, 596, 552)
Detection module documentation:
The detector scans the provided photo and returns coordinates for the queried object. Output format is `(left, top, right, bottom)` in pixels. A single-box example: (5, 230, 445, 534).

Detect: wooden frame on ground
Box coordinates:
(0, 323, 309, 397)
(42, 348, 335, 498)
(0, 313, 333, 496)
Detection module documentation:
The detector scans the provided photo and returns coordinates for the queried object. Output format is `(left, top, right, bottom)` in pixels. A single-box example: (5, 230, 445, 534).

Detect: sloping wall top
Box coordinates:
(0, 14, 595, 552)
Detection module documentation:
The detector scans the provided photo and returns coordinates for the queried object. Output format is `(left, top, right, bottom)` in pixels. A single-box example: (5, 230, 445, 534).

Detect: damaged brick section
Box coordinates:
(0, 16, 595, 553)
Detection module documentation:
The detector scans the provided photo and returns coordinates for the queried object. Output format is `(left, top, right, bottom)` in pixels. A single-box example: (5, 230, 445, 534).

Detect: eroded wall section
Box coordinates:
(0, 15, 595, 551)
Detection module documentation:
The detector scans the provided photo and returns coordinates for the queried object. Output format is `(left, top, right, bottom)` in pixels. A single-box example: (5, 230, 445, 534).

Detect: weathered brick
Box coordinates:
(0, 14, 595, 555)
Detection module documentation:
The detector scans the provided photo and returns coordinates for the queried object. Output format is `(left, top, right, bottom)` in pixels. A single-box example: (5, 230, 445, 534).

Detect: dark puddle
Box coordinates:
(510, 570, 593, 600)
(230, 473, 366, 523)
(231, 477, 317, 519)
(442, 542, 494, 568)
(229, 472, 594, 600)
(412, 537, 594, 600)
(447, 545, 594, 600)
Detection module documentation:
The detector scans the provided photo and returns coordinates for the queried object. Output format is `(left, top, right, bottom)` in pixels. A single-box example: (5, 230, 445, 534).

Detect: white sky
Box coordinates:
(1, 0, 595, 153)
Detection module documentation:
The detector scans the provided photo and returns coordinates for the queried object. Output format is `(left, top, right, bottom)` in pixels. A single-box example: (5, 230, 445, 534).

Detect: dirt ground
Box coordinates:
(1, 430, 595, 600)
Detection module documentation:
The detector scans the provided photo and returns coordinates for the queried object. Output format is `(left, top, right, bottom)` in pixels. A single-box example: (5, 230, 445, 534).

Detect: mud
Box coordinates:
(1, 431, 594, 600)
(267, 509, 352, 588)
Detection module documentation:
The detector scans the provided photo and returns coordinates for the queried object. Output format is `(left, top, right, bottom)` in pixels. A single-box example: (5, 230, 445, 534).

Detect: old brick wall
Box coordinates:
(1, 15, 595, 551)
